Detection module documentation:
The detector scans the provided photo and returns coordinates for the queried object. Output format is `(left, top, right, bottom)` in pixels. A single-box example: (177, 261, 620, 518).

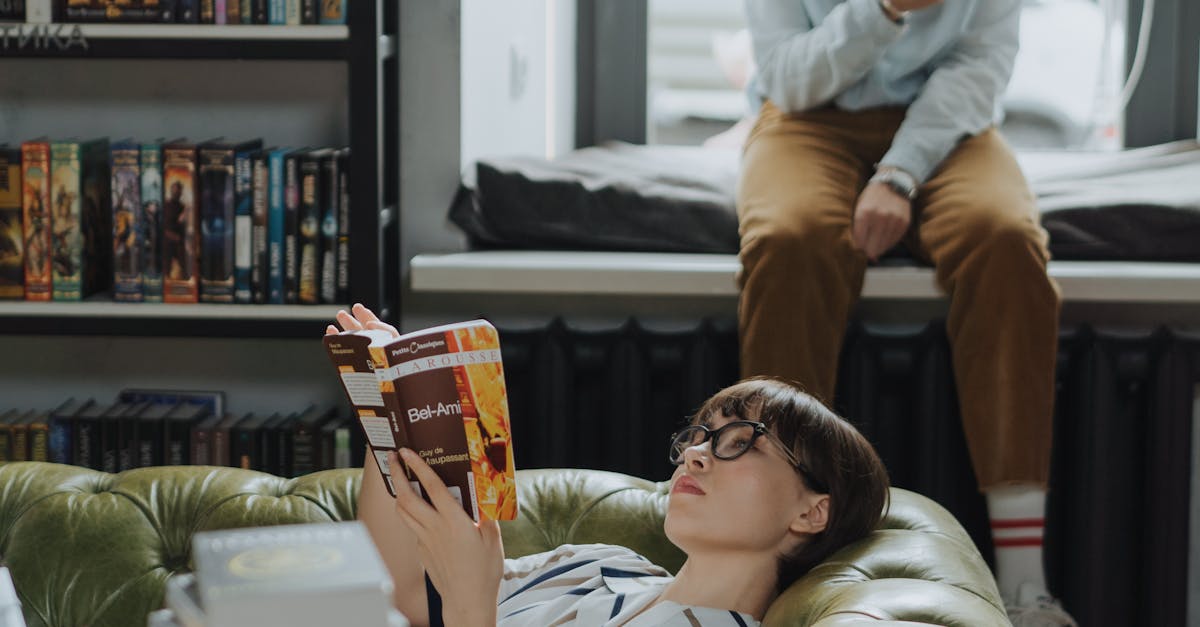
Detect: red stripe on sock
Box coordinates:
(994, 537, 1044, 548)
(990, 517, 1045, 529)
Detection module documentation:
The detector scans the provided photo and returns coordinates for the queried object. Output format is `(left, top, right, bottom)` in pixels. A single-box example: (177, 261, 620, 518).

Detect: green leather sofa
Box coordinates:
(0, 462, 1008, 626)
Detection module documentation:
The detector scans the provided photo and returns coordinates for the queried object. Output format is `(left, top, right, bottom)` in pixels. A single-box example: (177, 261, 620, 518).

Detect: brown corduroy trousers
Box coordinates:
(736, 102, 1061, 490)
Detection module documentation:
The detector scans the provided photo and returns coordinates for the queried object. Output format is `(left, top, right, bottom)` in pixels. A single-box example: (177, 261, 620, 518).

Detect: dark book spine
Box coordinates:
(159, 0, 176, 22)
(276, 422, 293, 476)
(191, 424, 210, 465)
(0, 148, 25, 300)
(233, 150, 254, 303)
(250, 153, 268, 304)
(118, 413, 137, 470)
(251, 0, 266, 23)
(212, 425, 229, 466)
(0, 0, 24, 21)
(299, 0, 314, 23)
(48, 415, 72, 464)
(163, 146, 198, 303)
(293, 426, 314, 475)
(81, 139, 113, 300)
(112, 144, 145, 302)
(139, 419, 163, 467)
(176, 0, 197, 21)
(334, 150, 349, 303)
(0, 423, 11, 463)
(198, 148, 236, 303)
(75, 416, 97, 469)
(140, 144, 164, 302)
(100, 416, 119, 473)
(283, 153, 300, 304)
(49, 142, 84, 301)
(319, 154, 337, 304)
(165, 420, 189, 465)
(297, 154, 321, 305)
(21, 141, 52, 302)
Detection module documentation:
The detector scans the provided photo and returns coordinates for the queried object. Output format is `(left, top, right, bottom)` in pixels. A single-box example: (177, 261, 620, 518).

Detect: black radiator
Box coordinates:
(496, 318, 1199, 627)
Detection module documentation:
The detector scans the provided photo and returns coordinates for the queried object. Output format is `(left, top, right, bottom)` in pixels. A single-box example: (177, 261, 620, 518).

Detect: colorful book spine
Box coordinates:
(267, 0, 283, 24)
(49, 141, 83, 300)
(141, 143, 165, 302)
(233, 147, 256, 303)
(225, 0, 240, 24)
(80, 138, 113, 300)
(283, 151, 302, 304)
(250, 151, 269, 304)
(198, 143, 236, 303)
(0, 146, 23, 300)
(20, 140, 52, 301)
(297, 150, 326, 305)
(214, 0, 225, 23)
(319, 150, 339, 304)
(199, 0, 214, 22)
(334, 149, 349, 303)
(111, 141, 144, 302)
(284, 0, 298, 24)
(163, 142, 198, 303)
(267, 148, 288, 304)
(318, 0, 344, 24)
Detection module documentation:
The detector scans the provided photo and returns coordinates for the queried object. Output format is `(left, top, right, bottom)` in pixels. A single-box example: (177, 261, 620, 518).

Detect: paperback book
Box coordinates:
(324, 320, 518, 522)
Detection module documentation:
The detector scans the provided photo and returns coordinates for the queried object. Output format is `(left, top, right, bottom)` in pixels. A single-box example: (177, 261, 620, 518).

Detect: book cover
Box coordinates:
(334, 149, 349, 303)
(266, 148, 290, 304)
(249, 150, 268, 304)
(50, 139, 109, 300)
(20, 139, 52, 301)
(163, 142, 198, 303)
(232, 145, 258, 303)
(297, 149, 329, 305)
(0, 0, 24, 21)
(49, 141, 83, 300)
(141, 142, 165, 302)
(80, 138, 113, 300)
(48, 398, 91, 465)
(112, 140, 144, 302)
(0, 146, 23, 300)
(318, 0, 344, 25)
(324, 320, 518, 521)
(317, 150, 338, 304)
(283, 150, 302, 304)
(191, 522, 395, 627)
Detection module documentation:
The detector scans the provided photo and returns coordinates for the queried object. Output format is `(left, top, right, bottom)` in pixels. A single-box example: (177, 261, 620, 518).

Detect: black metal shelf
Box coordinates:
(0, 24, 365, 59)
(0, 301, 348, 337)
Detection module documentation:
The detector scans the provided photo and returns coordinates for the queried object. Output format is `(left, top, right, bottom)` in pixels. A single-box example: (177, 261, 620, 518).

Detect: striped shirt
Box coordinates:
(496, 544, 758, 627)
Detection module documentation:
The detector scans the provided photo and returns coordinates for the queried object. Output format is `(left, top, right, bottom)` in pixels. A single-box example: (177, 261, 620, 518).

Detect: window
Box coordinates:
(646, 0, 1128, 151)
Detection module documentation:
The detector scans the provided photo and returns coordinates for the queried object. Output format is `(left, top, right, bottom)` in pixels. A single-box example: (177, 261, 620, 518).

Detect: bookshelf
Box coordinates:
(0, 0, 400, 338)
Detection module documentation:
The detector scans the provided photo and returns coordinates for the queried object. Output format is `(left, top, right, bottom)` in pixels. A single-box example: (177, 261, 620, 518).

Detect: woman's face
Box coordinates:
(664, 413, 823, 557)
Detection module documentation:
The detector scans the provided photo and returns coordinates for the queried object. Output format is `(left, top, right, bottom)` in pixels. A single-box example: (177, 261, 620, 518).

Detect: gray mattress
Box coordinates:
(450, 140, 1200, 262)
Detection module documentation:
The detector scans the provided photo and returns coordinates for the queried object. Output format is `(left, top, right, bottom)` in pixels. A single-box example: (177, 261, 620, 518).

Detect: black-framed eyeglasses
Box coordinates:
(668, 421, 827, 493)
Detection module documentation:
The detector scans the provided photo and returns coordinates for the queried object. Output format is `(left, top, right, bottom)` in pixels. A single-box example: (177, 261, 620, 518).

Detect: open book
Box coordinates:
(324, 320, 517, 521)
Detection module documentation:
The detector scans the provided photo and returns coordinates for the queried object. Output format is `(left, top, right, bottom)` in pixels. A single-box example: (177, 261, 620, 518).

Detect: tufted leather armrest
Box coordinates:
(0, 463, 1006, 627)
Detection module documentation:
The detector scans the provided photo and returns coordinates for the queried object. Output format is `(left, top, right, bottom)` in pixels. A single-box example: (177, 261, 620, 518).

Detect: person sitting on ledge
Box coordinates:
(327, 304, 890, 627)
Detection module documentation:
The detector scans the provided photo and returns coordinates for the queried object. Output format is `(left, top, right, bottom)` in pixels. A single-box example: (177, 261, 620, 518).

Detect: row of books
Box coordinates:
(1, 0, 346, 24)
(0, 139, 350, 305)
(0, 397, 367, 476)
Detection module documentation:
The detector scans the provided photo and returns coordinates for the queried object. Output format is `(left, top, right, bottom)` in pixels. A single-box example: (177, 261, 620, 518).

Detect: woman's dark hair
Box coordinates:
(689, 376, 890, 593)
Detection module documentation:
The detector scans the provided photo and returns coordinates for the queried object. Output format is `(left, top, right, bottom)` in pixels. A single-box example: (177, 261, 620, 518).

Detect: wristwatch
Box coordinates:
(869, 167, 919, 201)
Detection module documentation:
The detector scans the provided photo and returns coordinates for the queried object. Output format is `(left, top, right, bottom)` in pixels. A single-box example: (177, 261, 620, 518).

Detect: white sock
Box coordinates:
(986, 485, 1048, 603)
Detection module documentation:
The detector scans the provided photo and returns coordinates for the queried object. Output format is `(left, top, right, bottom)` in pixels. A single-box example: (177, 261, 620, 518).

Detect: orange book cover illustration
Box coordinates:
(324, 320, 517, 522)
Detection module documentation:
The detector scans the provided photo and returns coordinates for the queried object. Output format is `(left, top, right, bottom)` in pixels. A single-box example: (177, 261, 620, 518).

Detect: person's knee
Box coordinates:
(740, 217, 850, 269)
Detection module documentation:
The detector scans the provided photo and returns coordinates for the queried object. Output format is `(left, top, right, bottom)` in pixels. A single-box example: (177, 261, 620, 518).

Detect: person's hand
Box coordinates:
(324, 302, 399, 338)
(852, 182, 912, 262)
(888, 0, 943, 11)
(391, 448, 504, 627)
